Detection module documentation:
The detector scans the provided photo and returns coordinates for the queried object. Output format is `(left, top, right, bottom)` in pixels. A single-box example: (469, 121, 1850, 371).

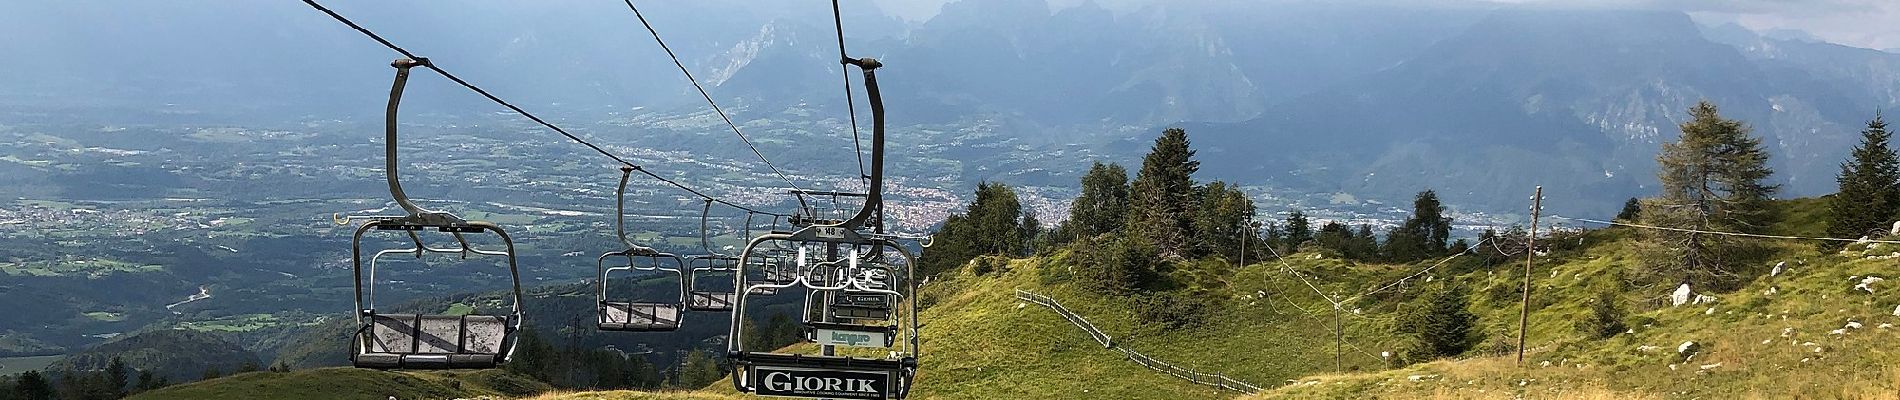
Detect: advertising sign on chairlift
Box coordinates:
(813, 328, 888, 348)
(753, 366, 892, 400)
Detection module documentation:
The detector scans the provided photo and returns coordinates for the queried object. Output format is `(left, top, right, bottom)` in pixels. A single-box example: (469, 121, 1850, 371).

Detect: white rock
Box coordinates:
(1771, 262, 1786, 277)
(1782, 327, 1796, 337)
(1539, 360, 1551, 367)
(1705, 307, 1717, 315)
(1830, 329, 1847, 335)
(1638, 345, 1661, 353)
(1016, 303, 1026, 309)
(1764, 286, 1779, 296)
(1668, 364, 1678, 371)
(1893, 304, 1900, 317)
(1762, 339, 1773, 344)
(1847, 321, 1864, 329)
(1881, 323, 1894, 329)
(1672, 284, 1693, 307)
(1891, 221, 1900, 236)
(1700, 362, 1722, 370)
(1857, 276, 1885, 294)
(1678, 341, 1700, 357)
(1694, 294, 1718, 304)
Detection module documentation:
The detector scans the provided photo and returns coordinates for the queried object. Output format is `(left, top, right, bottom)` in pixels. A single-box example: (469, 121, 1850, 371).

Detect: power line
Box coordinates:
(297, 0, 786, 217)
(830, 0, 869, 185)
(618, 0, 810, 210)
(1554, 216, 1900, 245)
(1260, 242, 1343, 307)
(1339, 237, 1490, 305)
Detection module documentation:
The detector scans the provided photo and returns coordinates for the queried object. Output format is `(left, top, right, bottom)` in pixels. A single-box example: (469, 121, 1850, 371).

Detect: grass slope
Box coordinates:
(1252, 199, 1900, 399)
(128, 368, 551, 400)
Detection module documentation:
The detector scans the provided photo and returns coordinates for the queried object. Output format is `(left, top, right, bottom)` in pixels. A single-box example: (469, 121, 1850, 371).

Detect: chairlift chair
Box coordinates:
(597, 166, 688, 332)
(727, 56, 920, 400)
(346, 58, 523, 370)
(685, 200, 740, 311)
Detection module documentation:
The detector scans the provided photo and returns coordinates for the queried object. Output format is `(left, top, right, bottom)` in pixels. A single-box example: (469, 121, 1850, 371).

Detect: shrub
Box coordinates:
(1135, 291, 1212, 329)
(1076, 234, 1163, 295)
(1579, 289, 1629, 340)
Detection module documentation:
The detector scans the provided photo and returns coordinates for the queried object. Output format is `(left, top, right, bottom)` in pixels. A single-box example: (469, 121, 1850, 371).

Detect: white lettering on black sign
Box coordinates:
(754, 367, 890, 399)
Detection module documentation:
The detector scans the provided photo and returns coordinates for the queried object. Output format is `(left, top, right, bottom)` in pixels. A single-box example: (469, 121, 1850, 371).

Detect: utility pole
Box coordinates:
(1515, 186, 1543, 367)
(1239, 216, 1252, 268)
(1333, 298, 1342, 372)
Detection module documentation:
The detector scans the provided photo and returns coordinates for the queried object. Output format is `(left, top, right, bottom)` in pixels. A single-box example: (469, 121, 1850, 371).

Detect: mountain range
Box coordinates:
(3, 0, 1896, 216)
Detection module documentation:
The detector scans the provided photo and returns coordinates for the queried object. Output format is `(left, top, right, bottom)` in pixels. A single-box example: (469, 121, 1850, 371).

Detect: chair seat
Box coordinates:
(598, 301, 681, 331)
(355, 313, 511, 370)
(689, 291, 736, 311)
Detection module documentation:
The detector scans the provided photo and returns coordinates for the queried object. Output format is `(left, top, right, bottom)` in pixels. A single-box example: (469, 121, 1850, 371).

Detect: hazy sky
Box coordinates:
(873, 0, 1900, 50)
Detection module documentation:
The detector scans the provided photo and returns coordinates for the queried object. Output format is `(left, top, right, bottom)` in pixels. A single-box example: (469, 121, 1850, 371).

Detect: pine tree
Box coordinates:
(106, 357, 128, 398)
(1128, 128, 1201, 258)
(1283, 210, 1312, 252)
(1020, 211, 1042, 256)
(1643, 100, 1779, 288)
(1829, 113, 1899, 241)
(1398, 283, 1480, 361)
(1193, 181, 1255, 261)
(917, 182, 1026, 276)
(15, 371, 53, 400)
(676, 350, 724, 389)
(1615, 198, 1642, 221)
(1388, 190, 1453, 261)
(133, 370, 159, 394)
(1068, 162, 1130, 238)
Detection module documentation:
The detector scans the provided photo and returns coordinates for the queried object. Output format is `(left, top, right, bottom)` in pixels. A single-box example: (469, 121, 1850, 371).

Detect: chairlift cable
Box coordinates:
(297, 0, 786, 217)
(1555, 216, 1900, 244)
(618, 0, 811, 211)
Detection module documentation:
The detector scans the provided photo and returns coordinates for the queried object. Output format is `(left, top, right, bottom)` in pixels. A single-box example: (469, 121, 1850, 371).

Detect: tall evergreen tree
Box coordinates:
(1128, 128, 1201, 258)
(1829, 113, 1899, 241)
(918, 182, 1026, 276)
(1068, 162, 1131, 238)
(1643, 100, 1779, 287)
(1616, 198, 1643, 221)
(1283, 210, 1312, 252)
(1193, 181, 1256, 261)
(133, 370, 159, 394)
(15, 371, 52, 400)
(1397, 282, 1480, 361)
(1387, 190, 1453, 261)
(676, 349, 724, 389)
(106, 357, 128, 398)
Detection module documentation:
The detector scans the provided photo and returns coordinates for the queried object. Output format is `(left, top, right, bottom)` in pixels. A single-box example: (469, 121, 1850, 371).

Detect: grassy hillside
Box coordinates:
(1250, 200, 1900, 398)
(48, 329, 260, 382)
(146, 198, 1900, 399)
(127, 368, 550, 400)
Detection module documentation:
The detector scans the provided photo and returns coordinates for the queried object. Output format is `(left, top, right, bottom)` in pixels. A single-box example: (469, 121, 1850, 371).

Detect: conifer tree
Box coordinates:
(1829, 113, 1899, 241)
(1068, 162, 1130, 238)
(106, 357, 127, 398)
(1193, 181, 1255, 260)
(1387, 190, 1453, 261)
(918, 182, 1026, 276)
(1398, 282, 1480, 361)
(1128, 128, 1201, 258)
(15, 371, 52, 400)
(1283, 210, 1312, 252)
(1616, 198, 1642, 221)
(1643, 100, 1778, 288)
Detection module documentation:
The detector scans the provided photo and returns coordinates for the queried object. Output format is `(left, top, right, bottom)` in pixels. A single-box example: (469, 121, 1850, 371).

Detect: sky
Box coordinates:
(873, 0, 1900, 50)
